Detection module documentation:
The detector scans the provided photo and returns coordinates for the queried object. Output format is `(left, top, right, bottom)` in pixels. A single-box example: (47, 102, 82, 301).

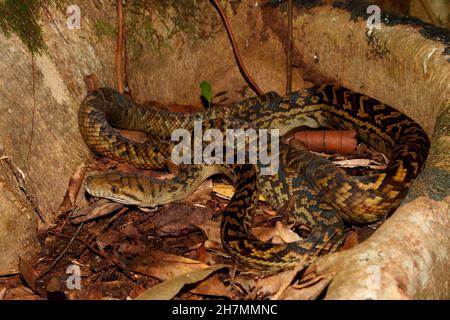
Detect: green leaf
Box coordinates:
(200, 80, 213, 107)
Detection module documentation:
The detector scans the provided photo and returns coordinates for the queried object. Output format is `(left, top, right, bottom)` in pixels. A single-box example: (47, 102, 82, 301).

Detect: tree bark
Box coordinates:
(0, 1, 448, 298)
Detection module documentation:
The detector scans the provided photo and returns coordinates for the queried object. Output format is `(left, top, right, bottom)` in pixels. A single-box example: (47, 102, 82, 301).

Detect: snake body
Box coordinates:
(78, 85, 430, 271)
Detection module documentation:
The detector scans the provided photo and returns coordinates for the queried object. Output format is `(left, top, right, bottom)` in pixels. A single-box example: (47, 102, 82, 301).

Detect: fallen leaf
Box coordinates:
(0, 287, 7, 300)
(341, 230, 360, 250)
(3, 286, 41, 300)
(135, 264, 227, 300)
(130, 250, 211, 280)
(70, 199, 125, 224)
(281, 274, 333, 300)
(213, 183, 266, 201)
(190, 274, 234, 298)
(183, 179, 214, 204)
(232, 275, 256, 294)
(196, 220, 221, 245)
(254, 269, 298, 297)
(253, 221, 301, 243)
(19, 258, 38, 292)
(46, 276, 67, 300)
(66, 283, 105, 300)
(98, 280, 132, 300)
(197, 250, 223, 266)
(332, 158, 386, 170)
(117, 242, 147, 256)
(58, 163, 86, 213)
(142, 203, 213, 237)
(96, 229, 124, 256)
(259, 202, 279, 216)
(119, 224, 141, 241)
(342, 226, 378, 250)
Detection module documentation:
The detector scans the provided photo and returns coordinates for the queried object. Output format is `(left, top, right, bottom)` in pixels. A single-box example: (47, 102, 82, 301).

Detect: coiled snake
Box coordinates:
(78, 85, 430, 271)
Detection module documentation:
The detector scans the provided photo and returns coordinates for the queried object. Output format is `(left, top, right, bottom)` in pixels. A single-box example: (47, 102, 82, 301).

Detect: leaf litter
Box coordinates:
(1, 126, 391, 300)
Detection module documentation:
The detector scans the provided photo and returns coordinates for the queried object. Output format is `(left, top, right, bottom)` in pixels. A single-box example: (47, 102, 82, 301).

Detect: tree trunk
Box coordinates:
(0, 1, 448, 299)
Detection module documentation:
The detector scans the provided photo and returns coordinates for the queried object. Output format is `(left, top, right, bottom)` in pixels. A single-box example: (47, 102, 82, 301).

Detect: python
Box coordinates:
(170, 119, 280, 175)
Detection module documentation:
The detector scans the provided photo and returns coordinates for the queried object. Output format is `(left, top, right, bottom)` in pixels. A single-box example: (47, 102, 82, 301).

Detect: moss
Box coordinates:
(94, 19, 116, 39)
(124, 0, 223, 56)
(0, 0, 64, 55)
(0, 0, 227, 57)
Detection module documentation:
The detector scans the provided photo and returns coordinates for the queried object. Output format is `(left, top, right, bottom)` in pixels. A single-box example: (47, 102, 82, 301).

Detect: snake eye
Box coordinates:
(111, 185, 118, 193)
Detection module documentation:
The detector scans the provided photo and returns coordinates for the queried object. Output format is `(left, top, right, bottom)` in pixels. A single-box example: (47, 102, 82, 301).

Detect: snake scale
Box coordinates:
(78, 84, 430, 271)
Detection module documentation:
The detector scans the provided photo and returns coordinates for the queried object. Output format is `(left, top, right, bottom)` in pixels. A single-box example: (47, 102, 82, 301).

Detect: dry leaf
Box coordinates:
(19, 258, 38, 292)
(341, 230, 360, 250)
(190, 274, 235, 298)
(58, 163, 86, 213)
(332, 158, 386, 170)
(259, 202, 279, 216)
(70, 199, 125, 224)
(254, 269, 298, 297)
(135, 265, 227, 300)
(130, 250, 211, 281)
(46, 276, 67, 300)
(281, 274, 333, 300)
(213, 183, 266, 201)
(184, 179, 213, 204)
(117, 242, 147, 256)
(0, 287, 6, 300)
(3, 286, 41, 300)
(196, 220, 221, 245)
(96, 229, 123, 256)
(253, 221, 301, 243)
(146, 203, 213, 237)
(231, 275, 257, 293)
(66, 283, 106, 300)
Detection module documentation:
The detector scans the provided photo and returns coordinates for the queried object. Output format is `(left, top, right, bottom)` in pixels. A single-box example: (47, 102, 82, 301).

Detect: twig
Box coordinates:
(116, 0, 125, 93)
(210, 0, 263, 95)
(103, 207, 129, 231)
(47, 230, 135, 280)
(38, 223, 84, 279)
(286, 0, 293, 95)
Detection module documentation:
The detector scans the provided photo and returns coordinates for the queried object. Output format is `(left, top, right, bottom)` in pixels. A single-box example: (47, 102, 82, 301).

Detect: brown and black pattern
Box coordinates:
(78, 84, 430, 271)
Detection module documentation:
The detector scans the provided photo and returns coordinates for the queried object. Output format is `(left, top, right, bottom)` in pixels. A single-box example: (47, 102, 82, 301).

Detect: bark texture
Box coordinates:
(0, 0, 448, 298)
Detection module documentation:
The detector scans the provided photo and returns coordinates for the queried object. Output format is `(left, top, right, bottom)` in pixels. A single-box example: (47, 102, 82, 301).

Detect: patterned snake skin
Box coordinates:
(78, 85, 430, 271)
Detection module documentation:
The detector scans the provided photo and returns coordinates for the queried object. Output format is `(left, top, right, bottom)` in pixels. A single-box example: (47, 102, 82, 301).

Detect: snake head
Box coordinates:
(84, 172, 150, 207)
